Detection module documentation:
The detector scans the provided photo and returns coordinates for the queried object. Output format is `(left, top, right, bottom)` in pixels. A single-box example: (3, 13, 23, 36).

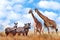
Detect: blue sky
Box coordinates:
(0, 0, 60, 32)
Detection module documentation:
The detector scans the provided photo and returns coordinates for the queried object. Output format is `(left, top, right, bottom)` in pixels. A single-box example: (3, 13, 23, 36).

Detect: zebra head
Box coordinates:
(24, 23, 31, 29)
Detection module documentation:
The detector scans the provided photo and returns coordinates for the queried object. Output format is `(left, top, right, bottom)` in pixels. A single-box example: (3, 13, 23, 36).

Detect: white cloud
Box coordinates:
(37, 1, 60, 10)
(13, 4, 23, 12)
(6, 5, 13, 11)
(0, 11, 6, 19)
(7, 11, 21, 21)
(23, 14, 32, 19)
(0, 0, 8, 5)
(56, 16, 60, 23)
(17, 21, 24, 27)
(0, 20, 4, 24)
(0, 19, 11, 30)
(22, 8, 31, 14)
(2, 20, 10, 28)
(0, 0, 9, 11)
(22, 14, 33, 24)
(43, 11, 58, 20)
(0, 5, 4, 11)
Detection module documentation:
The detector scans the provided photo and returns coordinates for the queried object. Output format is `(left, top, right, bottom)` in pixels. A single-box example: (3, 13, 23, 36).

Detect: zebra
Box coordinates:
(16, 23, 31, 36)
(5, 22, 18, 36)
(5, 23, 31, 36)
(5, 27, 16, 36)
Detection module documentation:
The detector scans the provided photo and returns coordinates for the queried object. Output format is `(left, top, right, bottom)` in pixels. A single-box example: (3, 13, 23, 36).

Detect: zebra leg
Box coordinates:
(12, 31, 16, 36)
(5, 32, 9, 36)
(26, 32, 28, 36)
(13, 33, 16, 36)
(23, 33, 24, 36)
(18, 33, 21, 35)
(47, 27, 50, 34)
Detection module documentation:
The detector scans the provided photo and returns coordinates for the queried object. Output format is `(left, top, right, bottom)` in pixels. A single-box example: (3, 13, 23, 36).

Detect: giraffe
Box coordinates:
(29, 9, 42, 34)
(34, 8, 58, 33)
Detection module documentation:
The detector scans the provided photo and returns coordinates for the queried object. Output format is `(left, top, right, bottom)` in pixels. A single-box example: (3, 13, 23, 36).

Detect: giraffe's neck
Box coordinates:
(36, 10, 48, 21)
(31, 13, 38, 23)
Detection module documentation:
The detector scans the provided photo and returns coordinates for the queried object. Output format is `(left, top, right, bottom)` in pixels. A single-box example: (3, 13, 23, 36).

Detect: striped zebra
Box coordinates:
(16, 23, 31, 36)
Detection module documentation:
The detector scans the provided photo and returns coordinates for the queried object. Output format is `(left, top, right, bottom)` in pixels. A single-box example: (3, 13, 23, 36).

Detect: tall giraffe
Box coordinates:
(29, 9, 42, 34)
(34, 8, 58, 33)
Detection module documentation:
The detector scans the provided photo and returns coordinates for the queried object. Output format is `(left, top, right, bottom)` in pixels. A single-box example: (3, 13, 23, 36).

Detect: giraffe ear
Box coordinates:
(35, 8, 38, 12)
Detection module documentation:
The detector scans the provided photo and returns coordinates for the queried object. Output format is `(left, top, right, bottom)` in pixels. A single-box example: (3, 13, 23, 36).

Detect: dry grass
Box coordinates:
(0, 31, 60, 40)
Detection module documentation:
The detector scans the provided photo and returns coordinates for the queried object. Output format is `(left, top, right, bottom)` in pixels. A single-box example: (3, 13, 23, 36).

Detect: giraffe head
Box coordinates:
(34, 8, 38, 12)
(29, 9, 33, 14)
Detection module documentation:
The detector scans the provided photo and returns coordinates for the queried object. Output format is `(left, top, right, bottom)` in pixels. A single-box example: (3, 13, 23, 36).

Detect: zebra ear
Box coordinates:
(28, 23, 31, 25)
(14, 23, 15, 24)
(24, 24, 27, 26)
(29, 23, 31, 24)
(14, 22, 18, 25)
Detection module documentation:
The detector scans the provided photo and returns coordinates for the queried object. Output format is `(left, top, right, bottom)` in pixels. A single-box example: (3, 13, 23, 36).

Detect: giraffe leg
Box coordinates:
(41, 27, 44, 34)
(34, 23, 37, 35)
(34, 27, 35, 34)
(47, 27, 50, 34)
(34, 28, 37, 35)
(39, 28, 42, 35)
(34, 28, 35, 34)
(41, 28, 44, 34)
(39, 29, 41, 35)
